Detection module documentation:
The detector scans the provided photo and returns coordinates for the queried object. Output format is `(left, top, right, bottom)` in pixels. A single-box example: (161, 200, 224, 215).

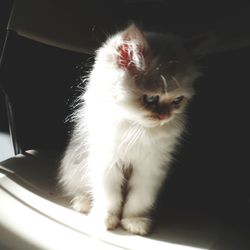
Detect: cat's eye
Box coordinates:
(143, 95, 159, 105)
(172, 96, 184, 106)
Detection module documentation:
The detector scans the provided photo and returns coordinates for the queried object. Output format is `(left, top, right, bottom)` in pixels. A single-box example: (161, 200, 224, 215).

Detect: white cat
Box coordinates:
(58, 24, 200, 235)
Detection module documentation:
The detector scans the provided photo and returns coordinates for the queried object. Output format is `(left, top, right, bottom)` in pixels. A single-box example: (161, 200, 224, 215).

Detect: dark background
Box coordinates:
(1, 0, 250, 247)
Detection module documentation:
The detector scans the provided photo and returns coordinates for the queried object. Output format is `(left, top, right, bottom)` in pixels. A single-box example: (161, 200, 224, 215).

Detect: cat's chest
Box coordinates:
(114, 122, 175, 163)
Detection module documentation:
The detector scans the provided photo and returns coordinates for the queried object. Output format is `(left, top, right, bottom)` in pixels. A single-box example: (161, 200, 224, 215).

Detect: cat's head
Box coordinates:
(93, 24, 200, 127)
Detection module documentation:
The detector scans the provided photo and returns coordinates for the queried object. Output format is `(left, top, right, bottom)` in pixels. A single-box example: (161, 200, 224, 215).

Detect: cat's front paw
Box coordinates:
(70, 195, 92, 214)
(89, 210, 120, 231)
(121, 217, 151, 235)
(105, 213, 120, 230)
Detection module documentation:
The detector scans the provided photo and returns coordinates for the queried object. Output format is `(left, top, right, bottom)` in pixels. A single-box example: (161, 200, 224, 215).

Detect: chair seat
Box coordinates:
(0, 150, 223, 250)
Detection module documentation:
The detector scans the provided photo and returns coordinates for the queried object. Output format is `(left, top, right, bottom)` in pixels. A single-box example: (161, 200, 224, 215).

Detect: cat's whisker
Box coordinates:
(170, 75, 181, 89)
(125, 125, 140, 148)
(160, 74, 168, 93)
(123, 124, 144, 155)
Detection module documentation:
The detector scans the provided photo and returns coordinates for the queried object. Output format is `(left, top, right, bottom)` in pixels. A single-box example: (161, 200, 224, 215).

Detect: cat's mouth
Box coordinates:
(157, 114, 170, 120)
(145, 114, 171, 123)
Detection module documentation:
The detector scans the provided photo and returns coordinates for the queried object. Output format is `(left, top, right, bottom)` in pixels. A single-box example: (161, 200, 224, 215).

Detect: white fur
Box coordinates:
(59, 25, 196, 235)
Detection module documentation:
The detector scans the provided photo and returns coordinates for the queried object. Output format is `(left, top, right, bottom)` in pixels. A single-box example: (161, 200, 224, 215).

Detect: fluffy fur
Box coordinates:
(58, 24, 200, 235)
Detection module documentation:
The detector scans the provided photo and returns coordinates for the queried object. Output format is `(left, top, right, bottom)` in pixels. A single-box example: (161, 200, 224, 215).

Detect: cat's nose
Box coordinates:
(156, 105, 170, 120)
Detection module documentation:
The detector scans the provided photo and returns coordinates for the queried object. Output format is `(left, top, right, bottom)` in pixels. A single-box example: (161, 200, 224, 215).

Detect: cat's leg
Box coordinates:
(121, 165, 167, 235)
(59, 139, 92, 214)
(89, 159, 124, 230)
(70, 194, 92, 214)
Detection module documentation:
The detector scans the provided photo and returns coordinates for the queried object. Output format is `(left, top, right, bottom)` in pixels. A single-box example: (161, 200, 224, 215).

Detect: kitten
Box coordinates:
(59, 24, 200, 235)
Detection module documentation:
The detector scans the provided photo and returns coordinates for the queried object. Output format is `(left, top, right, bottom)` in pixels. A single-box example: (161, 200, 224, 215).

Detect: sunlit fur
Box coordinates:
(59, 24, 200, 235)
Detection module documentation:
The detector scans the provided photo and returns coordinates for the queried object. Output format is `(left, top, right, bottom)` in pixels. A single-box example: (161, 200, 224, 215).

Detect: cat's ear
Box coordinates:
(184, 32, 218, 59)
(117, 24, 148, 74)
(121, 24, 147, 45)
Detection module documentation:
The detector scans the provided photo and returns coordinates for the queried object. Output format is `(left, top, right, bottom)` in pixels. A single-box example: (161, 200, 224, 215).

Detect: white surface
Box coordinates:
(0, 173, 206, 250)
(0, 132, 14, 161)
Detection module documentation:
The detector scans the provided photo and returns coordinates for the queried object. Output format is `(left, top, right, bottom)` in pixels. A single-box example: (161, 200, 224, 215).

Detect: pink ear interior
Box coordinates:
(117, 24, 147, 74)
(118, 43, 132, 69)
(118, 43, 145, 74)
